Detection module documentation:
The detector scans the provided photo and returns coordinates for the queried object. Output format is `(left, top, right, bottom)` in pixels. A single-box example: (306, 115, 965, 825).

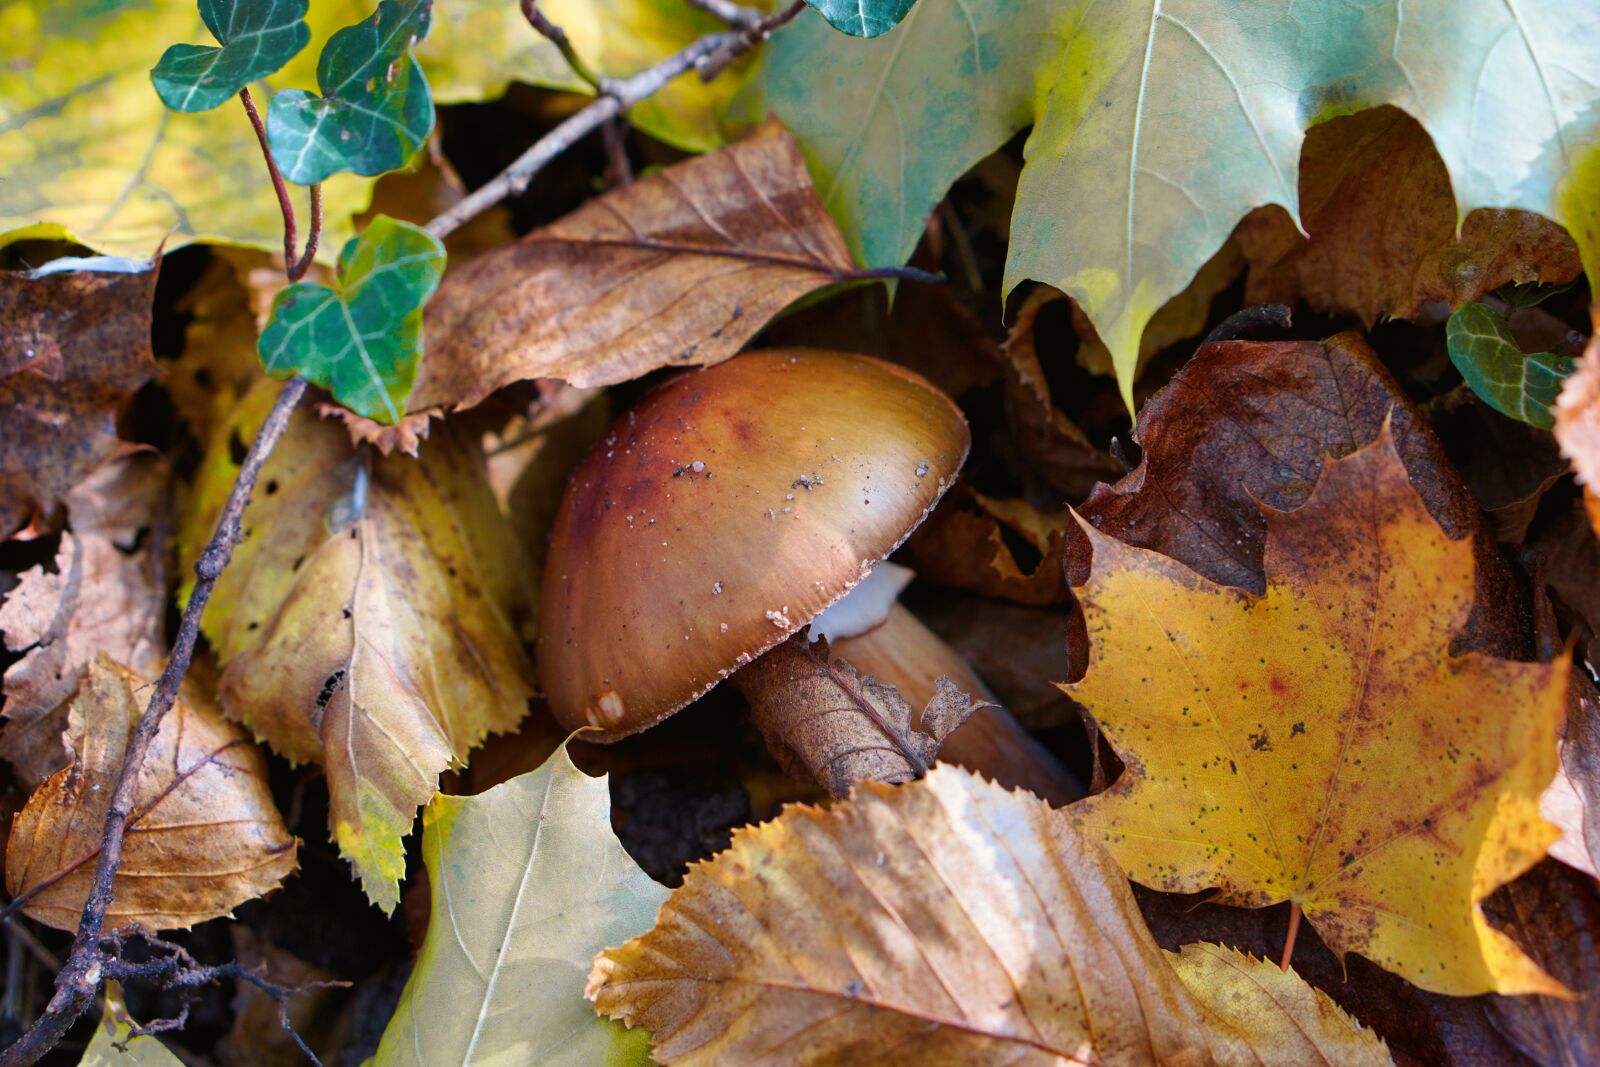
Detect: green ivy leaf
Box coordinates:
(1446, 302, 1575, 430)
(258, 215, 444, 423)
(266, 0, 434, 184)
(804, 0, 918, 37)
(150, 0, 311, 113)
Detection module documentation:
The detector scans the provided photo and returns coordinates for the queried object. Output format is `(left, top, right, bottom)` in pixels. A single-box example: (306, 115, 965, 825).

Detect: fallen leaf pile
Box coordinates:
(4, 1, 1600, 1063)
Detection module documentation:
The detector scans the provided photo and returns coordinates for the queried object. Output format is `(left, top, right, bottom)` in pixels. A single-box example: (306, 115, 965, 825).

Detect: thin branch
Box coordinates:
(426, 1, 806, 241)
(0, 378, 308, 1067)
(521, 0, 605, 92)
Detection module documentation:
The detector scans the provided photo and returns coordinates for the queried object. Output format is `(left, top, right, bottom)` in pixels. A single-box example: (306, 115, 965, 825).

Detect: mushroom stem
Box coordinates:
(735, 634, 933, 798)
(832, 603, 1080, 805)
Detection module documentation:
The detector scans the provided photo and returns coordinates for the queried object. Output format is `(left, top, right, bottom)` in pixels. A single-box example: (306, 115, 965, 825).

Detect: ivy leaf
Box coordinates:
(150, 0, 310, 112)
(258, 215, 444, 424)
(266, 0, 434, 184)
(373, 742, 667, 1066)
(1447, 302, 1575, 430)
(803, 0, 918, 38)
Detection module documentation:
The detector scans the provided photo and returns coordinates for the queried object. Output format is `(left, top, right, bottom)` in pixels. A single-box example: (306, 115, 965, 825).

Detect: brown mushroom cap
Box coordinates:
(538, 349, 971, 739)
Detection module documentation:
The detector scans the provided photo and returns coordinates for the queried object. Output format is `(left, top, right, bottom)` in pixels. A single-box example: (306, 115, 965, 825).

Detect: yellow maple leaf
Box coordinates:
(1066, 426, 1569, 996)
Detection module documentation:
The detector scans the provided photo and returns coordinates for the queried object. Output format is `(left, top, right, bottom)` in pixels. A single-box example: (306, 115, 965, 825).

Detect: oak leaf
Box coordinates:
(406, 121, 856, 417)
(0, 264, 158, 537)
(0, 455, 165, 786)
(179, 383, 536, 912)
(1237, 108, 1582, 326)
(1067, 428, 1568, 996)
(373, 743, 668, 1067)
(588, 766, 1391, 1066)
(5, 657, 297, 933)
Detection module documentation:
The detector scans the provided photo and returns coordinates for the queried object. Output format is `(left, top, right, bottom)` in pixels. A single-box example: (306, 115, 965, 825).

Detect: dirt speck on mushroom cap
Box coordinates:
(537, 349, 971, 740)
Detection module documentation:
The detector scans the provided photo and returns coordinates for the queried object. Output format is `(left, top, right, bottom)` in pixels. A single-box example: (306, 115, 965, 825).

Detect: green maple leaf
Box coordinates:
(150, 0, 310, 112)
(1447, 302, 1575, 430)
(372, 742, 666, 1066)
(266, 0, 434, 184)
(767, 0, 1600, 411)
(257, 215, 444, 423)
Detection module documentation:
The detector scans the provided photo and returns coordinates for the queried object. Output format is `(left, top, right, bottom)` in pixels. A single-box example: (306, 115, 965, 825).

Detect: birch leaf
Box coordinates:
(589, 766, 1390, 1066)
(5, 657, 297, 933)
(1068, 428, 1569, 996)
(179, 382, 536, 912)
(373, 743, 667, 1067)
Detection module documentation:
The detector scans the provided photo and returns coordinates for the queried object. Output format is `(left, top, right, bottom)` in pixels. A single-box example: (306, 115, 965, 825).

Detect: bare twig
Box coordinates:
(426, 1, 806, 240)
(600, 117, 634, 188)
(0, 378, 307, 1067)
(520, 0, 606, 92)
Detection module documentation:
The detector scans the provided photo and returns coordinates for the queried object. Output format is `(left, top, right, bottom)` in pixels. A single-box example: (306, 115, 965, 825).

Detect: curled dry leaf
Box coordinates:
(909, 486, 1072, 606)
(1237, 108, 1582, 325)
(0, 264, 158, 537)
(740, 634, 988, 800)
(588, 765, 1391, 1066)
(179, 382, 535, 911)
(1068, 429, 1567, 996)
(0, 455, 165, 786)
(407, 121, 856, 417)
(1554, 311, 1600, 538)
(1067, 332, 1526, 672)
(5, 657, 297, 933)
(998, 287, 1120, 498)
(373, 743, 667, 1067)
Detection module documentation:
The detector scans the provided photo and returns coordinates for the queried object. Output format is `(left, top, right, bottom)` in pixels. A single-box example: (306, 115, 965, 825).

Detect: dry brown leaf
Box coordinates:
(1066, 332, 1526, 675)
(407, 120, 855, 417)
(180, 382, 536, 911)
(0, 454, 166, 786)
(1237, 108, 1581, 325)
(909, 486, 1072, 605)
(164, 253, 271, 447)
(999, 287, 1121, 498)
(740, 635, 988, 799)
(5, 656, 297, 932)
(0, 265, 158, 537)
(588, 766, 1391, 1066)
(1555, 310, 1600, 537)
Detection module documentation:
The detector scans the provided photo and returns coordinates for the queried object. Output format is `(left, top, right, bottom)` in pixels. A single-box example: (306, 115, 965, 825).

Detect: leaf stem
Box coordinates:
(239, 88, 322, 280)
(1279, 902, 1302, 971)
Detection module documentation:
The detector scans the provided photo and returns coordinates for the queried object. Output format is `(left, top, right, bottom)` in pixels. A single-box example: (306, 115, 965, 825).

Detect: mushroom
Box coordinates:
(538, 349, 1055, 796)
(811, 562, 1078, 805)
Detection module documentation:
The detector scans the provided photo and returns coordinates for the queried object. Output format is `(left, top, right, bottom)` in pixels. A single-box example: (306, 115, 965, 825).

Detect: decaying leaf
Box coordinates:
(997, 287, 1121, 497)
(373, 743, 667, 1067)
(1237, 108, 1582, 325)
(0, 455, 165, 786)
(163, 251, 275, 445)
(180, 383, 535, 911)
(589, 766, 1391, 1066)
(0, 264, 158, 537)
(1068, 429, 1568, 996)
(909, 486, 1072, 605)
(1554, 312, 1600, 537)
(407, 121, 855, 417)
(739, 635, 989, 799)
(1066, 332, 1526, 668)
(5, 657, 297, 933)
